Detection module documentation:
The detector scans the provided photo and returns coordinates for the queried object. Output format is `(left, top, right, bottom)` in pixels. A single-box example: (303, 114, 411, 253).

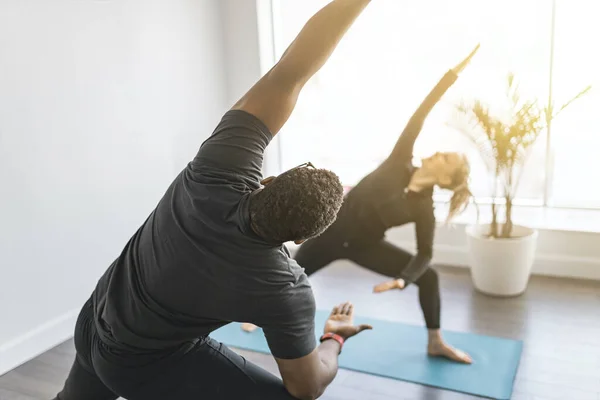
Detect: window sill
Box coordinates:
(433, 202, 600, 234)
(346, 186, 600, 234)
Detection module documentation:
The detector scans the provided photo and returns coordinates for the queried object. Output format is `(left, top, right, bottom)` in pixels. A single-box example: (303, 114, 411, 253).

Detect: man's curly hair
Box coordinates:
(249, 168, 344, 243)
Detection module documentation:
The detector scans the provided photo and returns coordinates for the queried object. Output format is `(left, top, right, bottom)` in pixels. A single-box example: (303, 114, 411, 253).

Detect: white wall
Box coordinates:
(220, 0, 282, 176)
(0, 0, 228, 375)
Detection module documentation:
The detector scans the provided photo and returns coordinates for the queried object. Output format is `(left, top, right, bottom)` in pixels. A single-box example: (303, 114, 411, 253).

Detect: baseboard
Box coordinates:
(0, 309, 78, 376)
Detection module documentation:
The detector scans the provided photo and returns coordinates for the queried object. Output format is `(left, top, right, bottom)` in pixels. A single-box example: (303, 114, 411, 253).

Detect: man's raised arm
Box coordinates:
(232, 0, 373, 135)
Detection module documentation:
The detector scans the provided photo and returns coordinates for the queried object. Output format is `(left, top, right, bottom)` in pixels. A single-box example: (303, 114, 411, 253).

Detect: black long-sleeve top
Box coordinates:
(333, 69, 458, 285)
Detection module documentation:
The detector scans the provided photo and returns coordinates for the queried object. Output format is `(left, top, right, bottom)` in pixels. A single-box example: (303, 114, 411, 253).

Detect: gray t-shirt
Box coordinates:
(92, 110, 316, 360)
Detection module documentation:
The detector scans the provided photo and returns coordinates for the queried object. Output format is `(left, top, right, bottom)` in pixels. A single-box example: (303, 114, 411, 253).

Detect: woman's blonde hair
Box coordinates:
(439, 155, 475, 222)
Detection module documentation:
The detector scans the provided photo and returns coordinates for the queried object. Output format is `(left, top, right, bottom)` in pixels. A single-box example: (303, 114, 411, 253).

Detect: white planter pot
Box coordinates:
(466, 224, 538, 296)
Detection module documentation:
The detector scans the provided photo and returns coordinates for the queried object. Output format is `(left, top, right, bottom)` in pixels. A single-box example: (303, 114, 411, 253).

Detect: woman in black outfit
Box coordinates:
(243, 46, 479, 363)
(293, 46, 479, 364)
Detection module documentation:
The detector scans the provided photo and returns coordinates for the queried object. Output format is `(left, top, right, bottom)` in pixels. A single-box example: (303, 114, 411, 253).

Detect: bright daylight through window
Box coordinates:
(270, 0, 597, 208)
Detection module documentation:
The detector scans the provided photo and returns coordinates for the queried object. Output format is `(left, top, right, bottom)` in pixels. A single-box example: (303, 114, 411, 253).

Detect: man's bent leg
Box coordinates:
(202, 339, 297, 400)
(52, 296, 118, 400)
(120, 337, 298, 400)
(52, 356, 118, 400)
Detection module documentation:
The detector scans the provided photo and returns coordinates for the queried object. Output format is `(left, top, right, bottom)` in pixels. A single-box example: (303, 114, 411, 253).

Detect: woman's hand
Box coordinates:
(373, 278, 405, 293)
(451, 44, 480, 75)
(323, 302, 372, 340)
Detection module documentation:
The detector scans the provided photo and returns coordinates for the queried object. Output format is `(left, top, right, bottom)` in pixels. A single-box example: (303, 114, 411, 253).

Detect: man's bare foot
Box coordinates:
(241, 323, 258, 332)
(428, 341, 472, 364)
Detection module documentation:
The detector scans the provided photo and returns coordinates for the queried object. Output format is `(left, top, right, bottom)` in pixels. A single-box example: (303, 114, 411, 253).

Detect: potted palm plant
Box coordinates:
(451, 73, 590, 296)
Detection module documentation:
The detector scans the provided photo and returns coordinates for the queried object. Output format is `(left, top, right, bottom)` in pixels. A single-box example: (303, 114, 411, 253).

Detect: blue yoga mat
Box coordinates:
(212, 311, 522, 400)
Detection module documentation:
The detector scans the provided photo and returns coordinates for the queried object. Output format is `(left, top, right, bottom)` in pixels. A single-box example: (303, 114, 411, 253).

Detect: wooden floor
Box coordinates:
(1, 262, 599, 400)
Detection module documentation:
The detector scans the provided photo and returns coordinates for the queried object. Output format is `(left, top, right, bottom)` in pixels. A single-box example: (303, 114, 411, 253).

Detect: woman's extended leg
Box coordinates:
(345, 240, 471, 364)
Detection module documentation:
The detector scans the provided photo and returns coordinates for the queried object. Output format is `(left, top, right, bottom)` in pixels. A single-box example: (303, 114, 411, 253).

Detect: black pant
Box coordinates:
(294, 233, 441, 330)
(52, 298, 296, 400)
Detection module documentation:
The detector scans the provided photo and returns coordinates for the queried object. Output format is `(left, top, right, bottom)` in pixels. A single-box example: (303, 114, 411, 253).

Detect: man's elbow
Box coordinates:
(285, 380, 325, 400)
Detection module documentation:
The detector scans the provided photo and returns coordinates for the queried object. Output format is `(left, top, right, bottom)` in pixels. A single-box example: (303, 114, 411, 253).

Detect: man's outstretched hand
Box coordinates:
(324, 302, 372, 340)
(451, 44, 480, 75)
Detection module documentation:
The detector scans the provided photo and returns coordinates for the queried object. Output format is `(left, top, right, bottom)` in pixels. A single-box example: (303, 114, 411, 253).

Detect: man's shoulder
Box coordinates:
(200, 109, 273, 153)
(173, 163, 253, 213)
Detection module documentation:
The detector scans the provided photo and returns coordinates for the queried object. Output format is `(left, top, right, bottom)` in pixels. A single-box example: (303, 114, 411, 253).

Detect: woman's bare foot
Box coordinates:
(428, 341, 472, 364)
(427, 329, 472, 364)
(241, 323, 258, 332)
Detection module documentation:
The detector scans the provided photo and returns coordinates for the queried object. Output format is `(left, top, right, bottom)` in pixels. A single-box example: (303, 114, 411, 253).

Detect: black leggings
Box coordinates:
(52, 298, 296, 400)
(295, 235, 441, 330)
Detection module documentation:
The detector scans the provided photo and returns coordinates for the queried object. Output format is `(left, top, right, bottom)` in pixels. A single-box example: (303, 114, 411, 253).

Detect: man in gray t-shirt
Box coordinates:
(91, 109, 323, 361)
(53, 1, 375, 399)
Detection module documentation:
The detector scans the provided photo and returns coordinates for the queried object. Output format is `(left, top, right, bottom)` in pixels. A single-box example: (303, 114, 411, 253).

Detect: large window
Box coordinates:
(269, 0, 597, 208)
(548, 1, 600, 208)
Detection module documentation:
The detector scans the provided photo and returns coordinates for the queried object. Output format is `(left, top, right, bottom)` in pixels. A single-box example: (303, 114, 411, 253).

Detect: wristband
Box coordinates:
(319, 333, 345, 353)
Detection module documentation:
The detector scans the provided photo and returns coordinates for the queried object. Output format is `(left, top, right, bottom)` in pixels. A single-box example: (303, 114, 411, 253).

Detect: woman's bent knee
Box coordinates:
(417, 268, 439, 289)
